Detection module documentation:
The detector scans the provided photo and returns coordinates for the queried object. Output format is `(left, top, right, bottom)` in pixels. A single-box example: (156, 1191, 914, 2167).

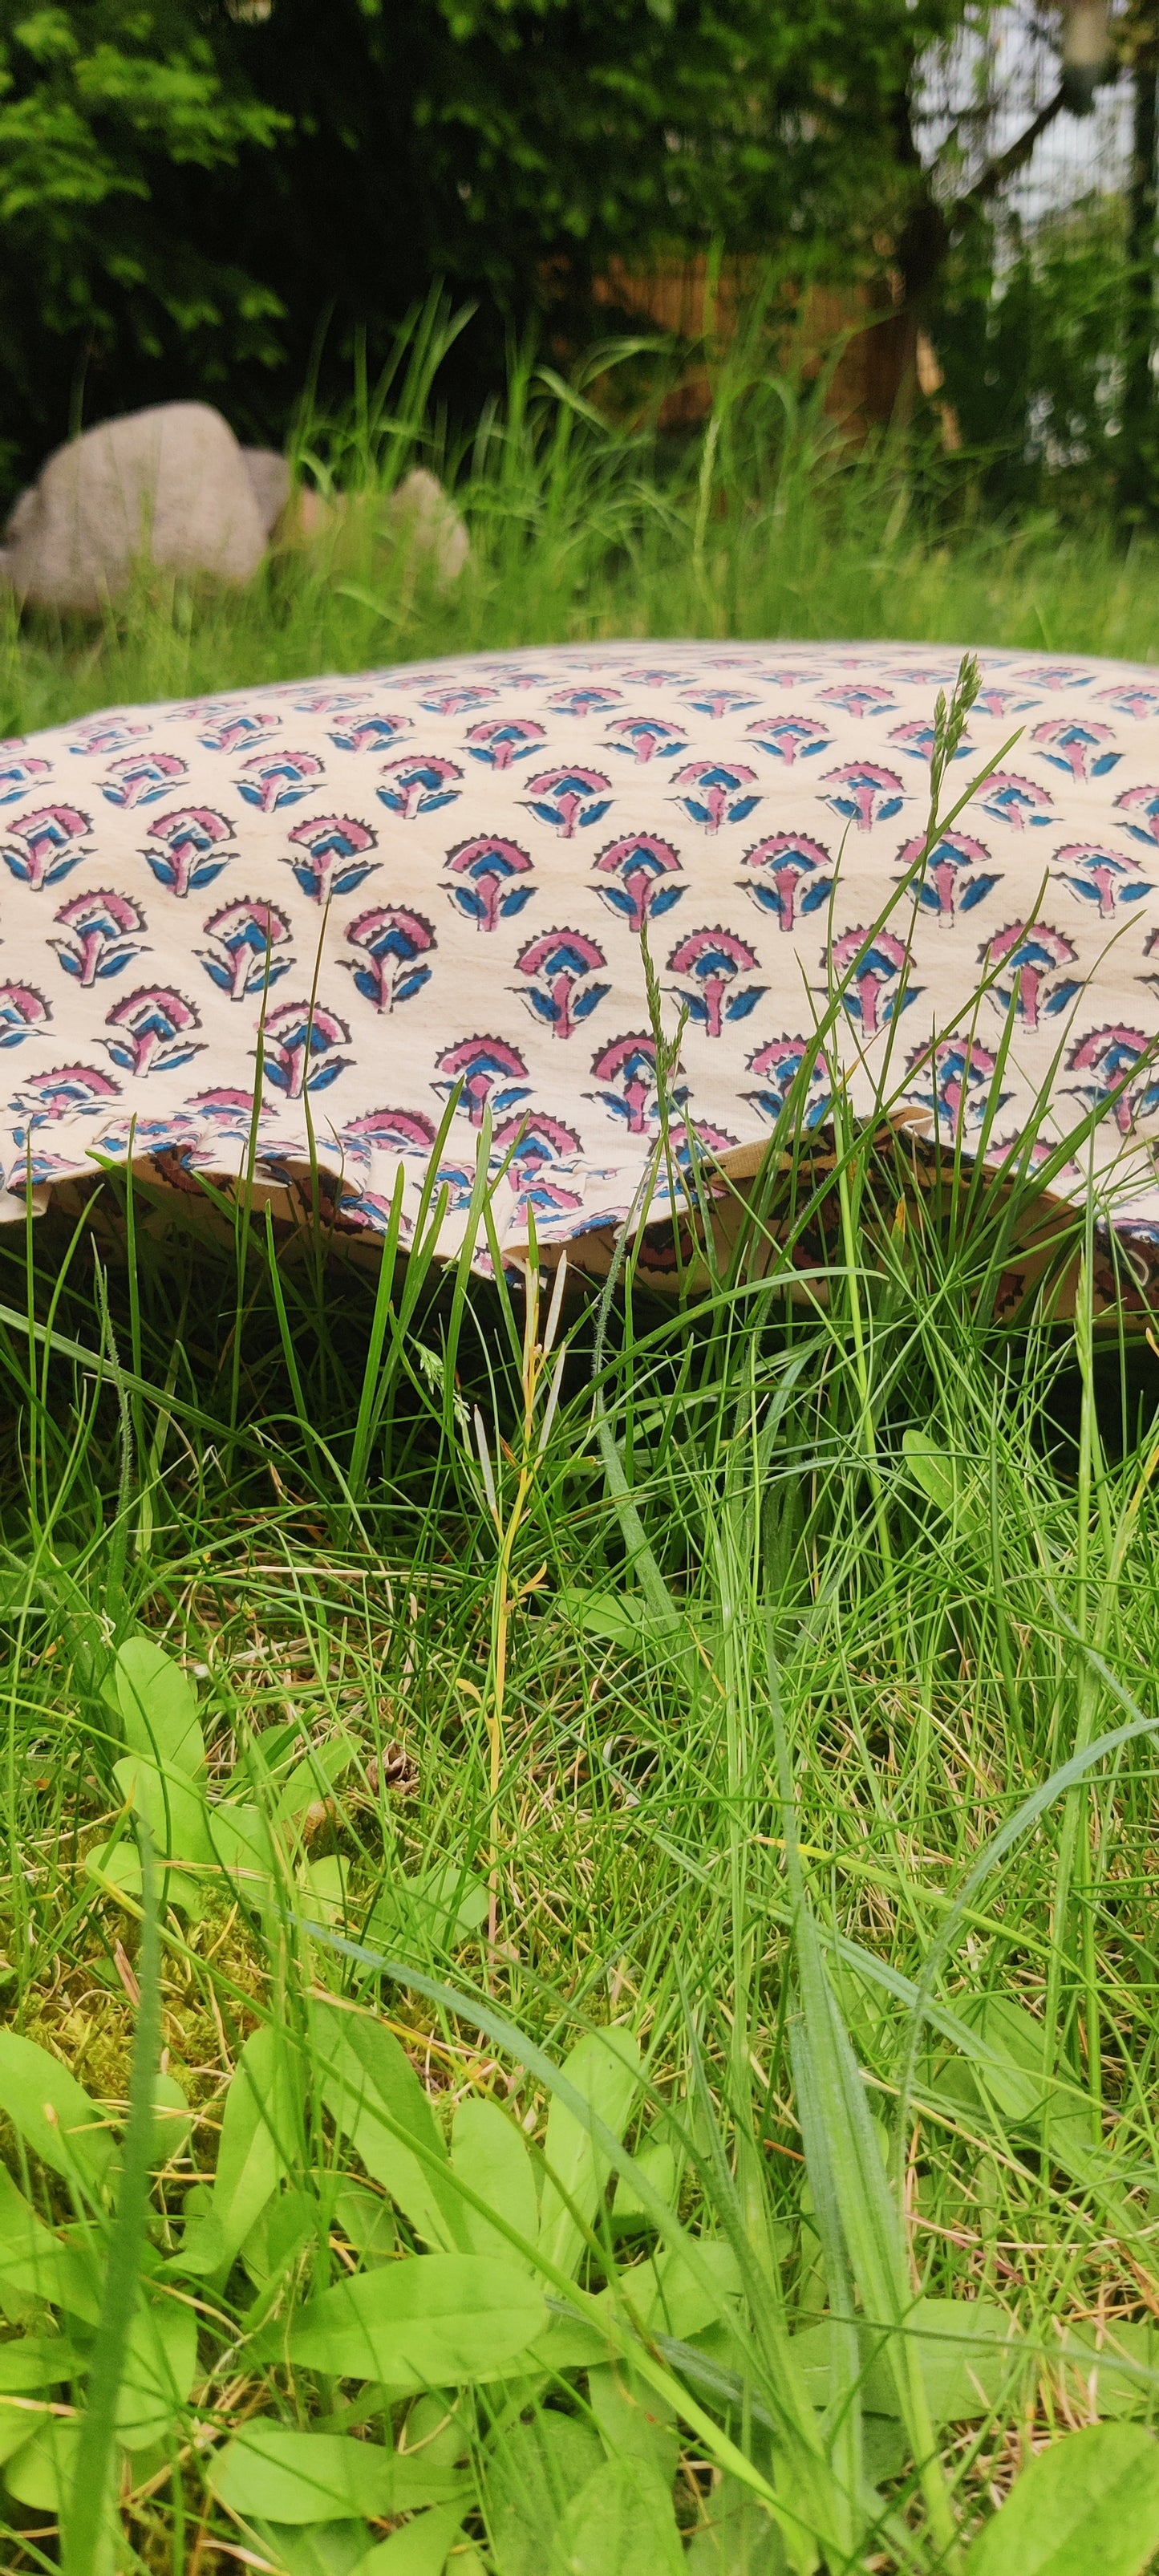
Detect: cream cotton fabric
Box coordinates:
(2, 639, 1159, 1287)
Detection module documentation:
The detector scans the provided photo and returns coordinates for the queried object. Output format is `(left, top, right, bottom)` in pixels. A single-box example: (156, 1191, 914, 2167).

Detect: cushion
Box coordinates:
(2, 639, 1158, 1296)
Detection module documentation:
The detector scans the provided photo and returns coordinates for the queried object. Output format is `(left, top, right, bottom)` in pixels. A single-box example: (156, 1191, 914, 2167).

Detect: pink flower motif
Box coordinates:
(52, 890, 147, 987)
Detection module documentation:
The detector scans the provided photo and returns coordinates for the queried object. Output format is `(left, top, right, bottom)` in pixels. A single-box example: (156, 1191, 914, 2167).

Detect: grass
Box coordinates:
(4, 290, 1159, 740)
(0, 327, 1158, 2573)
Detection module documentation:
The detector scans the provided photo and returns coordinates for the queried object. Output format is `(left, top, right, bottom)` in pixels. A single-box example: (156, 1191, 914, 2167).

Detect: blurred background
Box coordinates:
(0, 0, 1156, 523)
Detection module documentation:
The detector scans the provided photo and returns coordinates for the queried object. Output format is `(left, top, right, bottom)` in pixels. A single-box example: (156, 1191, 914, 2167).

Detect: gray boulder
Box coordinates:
(387, 466, 470, 585)
(2, 403, 269, 612)
(241, 446, 292, 537)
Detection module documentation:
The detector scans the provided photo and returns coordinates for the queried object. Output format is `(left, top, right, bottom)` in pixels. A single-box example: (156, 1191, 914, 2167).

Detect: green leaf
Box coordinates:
(0, 2399, 52, 2467)
(210, 2025, 298, 2270)
(628, 2237, 743, 2342)
(363, 1867, 489, 1959)
(298, 1852, 351, 1932)
(347, 2505, 468, 2573)
(451, 2098, 537, 2261)
(288, 2250, 545, 2390)
(486, 2411, 604, 2576)
(239, 2186, 316, 2291)
(685, 2475, 787, 2572)
(254, 2525, 372, 2576)
(209, 2423, 468, 2523)
(588, 2359, 679, 2485)
(962, 2424, 1159, 2576)
(112, 1754, 215, 1868)
(5, 2413, 82, 2509)
(206, 1799, 278, 1898)
(1058, 2320, 1159, 2420)
(548, 2456, 685, 2575)
(950, 1992, 1052, 2125)
(114, 1637, 205, 1777)
(398, 2395, 469, 2468)
(611, 2139, 679, 2231)
(164, 2179, 224, 2279)
(114, 2295, 198, 2449)
(0, 2028, 114, 2189)
(0, 2169, 102, 2322)
(553, 1585, 701, 1677)
(537, 2028, 642, 2282)
(333, 2179, 395, 2266)
(787, 2300, 1022, 2426)
(901, 1427, 958, 1517)
(86, 1837, 204, 1917)
(151, 2071, 192, 2167)
(0, 2335, 77, 2391)
(275, 1731, 357, 1824)
(310, 2001, 467, 2252)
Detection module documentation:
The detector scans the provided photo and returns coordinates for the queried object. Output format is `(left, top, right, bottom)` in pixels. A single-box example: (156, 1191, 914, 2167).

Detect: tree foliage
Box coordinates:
(0, 2, 288, 481)
(0, 0, 973, 491)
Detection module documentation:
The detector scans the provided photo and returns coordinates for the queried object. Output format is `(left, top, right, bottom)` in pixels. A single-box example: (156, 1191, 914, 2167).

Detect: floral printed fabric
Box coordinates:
(3, 638, 1159, 1277)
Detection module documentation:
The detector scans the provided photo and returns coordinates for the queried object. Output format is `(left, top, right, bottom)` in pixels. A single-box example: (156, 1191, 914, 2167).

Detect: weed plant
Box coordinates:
(0, 335, 1157, 2574)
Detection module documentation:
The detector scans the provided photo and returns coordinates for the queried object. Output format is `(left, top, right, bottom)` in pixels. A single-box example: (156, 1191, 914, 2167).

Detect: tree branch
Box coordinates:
(957, 82, 1069, 219)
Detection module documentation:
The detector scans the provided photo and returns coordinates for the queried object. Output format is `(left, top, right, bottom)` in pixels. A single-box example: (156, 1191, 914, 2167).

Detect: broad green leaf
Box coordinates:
(0, 2336, 77, 2391)
(788, 2301, 1022, 2425)
(962, 2423, 1159, 2576)
(310, 2001, 467, 2252)
(333, 2178, 396, 2266)
(486, 2411, 604, 2576)
(275, 1731, 357, 1825)
(4, 2412, 82, 2509)
(901, 1427, 958, 1518)
(1059, 2320, 1159, 2420)
(298, 1852, 351, 1932)
(0, 2400, 51, 2467)
(115, 2296, 198, 2449)
(288, 2250, 545, 2389)
(113, 1754, 215, 1868)
(211, 2025, 298, 2270)
(517, 2239, 738, 2375)
(85, 1837, 204, 1917)
(612, 2139, 680, 2230)
(950, 1992, 1052, 2125)
(894, 2298, 1025, 2424)
(629, 2237, 743, 2342)
(209, 2422, 468, 2522)
(0, 2170, 102, 2321)
(348, 2505, 468, 2573)
(588, 2359, 679, 2485)
(115, 1636, 205, 1777)
(685, 2474, 788, 2572)
(399, 2394, 470, 2468)
(240, 2186, 316, 2290)
(363, 1867, 489, 1959)
(151, 2071, 192, 2167)
(451, 2098, 537, 2260)
(0, 2030, 113, 2190)
(548, 2456, 684, 2576)
(255, 2524, 371, 2576)
(537, 2029, 642, 2282)
(207, 1799, 278, 1897)
(168, 2180, 225, 2279)
(555, 1586, 657, 1646)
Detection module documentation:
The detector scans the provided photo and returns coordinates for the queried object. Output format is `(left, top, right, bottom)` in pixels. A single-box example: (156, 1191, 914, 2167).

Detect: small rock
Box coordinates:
(3, 402, 269, 613)
(241, 446, 292, 536)
(386, 465, 470, 586)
